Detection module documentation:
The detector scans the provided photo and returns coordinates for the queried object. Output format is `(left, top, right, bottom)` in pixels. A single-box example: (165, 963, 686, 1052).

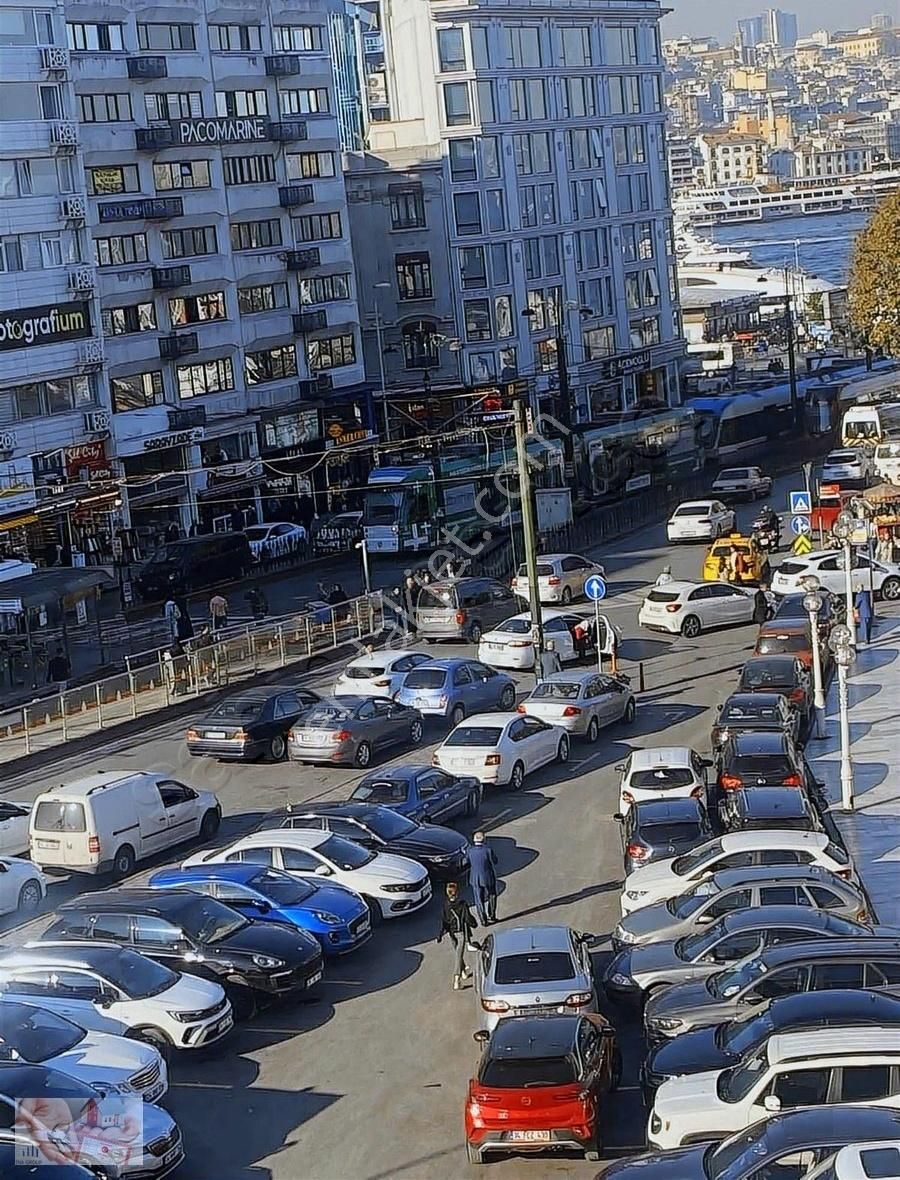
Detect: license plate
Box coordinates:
(357, 919, 370, 933)
(415, 698, 429, 707)
(487, 642, 504, 651)
(36, 839, 58, 849)
(211, 1014, 233, 1037)
(145, 1080, 166, 1103)
(509, 1130, 551, 1142)
(300, 732, 321, 744)
(205, 731, 226, 740)
(307, 971, 323, 987)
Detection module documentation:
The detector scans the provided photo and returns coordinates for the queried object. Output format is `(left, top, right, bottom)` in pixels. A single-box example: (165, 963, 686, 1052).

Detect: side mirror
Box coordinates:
(315, 865, 332, 876)
(251, 899, 271, 913)
(613, 812, 625, 823)
(614, 763, 625, 773)
(763, 1094, 782, 1113)
(473, 1030, 490, 1044)
(701, 758, 714, 768)
(98, 996, 116, 1010)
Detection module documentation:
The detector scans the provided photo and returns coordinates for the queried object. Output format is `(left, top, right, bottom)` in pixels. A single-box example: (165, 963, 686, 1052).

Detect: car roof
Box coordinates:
(492, 925, 575, 955)
(725, 1107, 900, 1159)
(358, 764, 431, 783)
(0, 1064, 87, 1096)
(405, 658, 476, 671)
(758, 621, 810, 637)
(676, 500, 717, 509)
(649, 580, 704, 594)
(427, 576, 493, 590)
(0, 942, 133, 972)
(831, 1143, 900, 1180)
(729, 788, 810, 817)
(34, 770, 159, 800)
(741, 655, 800, 673)
(234, 829, 331, 851)
(719, 830, 826, 851)
(270, 803, 391, 825)
(632, 798, 705, 823)
(152, 863, 262, 884)
(206, 686, 278, 702)
(749, 936, 900, 971)
(768, 989, 900, 1026)
(306, 696, 366, 710)
(534, 670, 600, 685)
(721, 692, 786, 709)
(345, 650, 420, 668)
(768, 1028, 900, 1066)
(57, 888, 201, 914)
(707, 864, 849, 889)
(630, 746, 697, 768)
(455, 712, 520, 727)
(730, 730, 792, 752)
(717, 905, 836, 933)
(505, 609, 572, 624)
(487, 1014, 581, 1058)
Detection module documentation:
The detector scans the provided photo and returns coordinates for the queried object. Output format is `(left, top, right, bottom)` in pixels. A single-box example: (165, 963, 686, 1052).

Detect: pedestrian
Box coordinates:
(468, 831, 499, 925)
(403, 574, 418, 637)
(163, 597, 181, 645)
(655, 566, 673, 587)
(437, 880, 478, 990)
(175, 596, 194, 644)
(317, 580, 330, 602)
(165, 520, 180, 543)
(163, 641, 189, 697)
(47, 646, 70, 687)
(730, 546, 747, 582)
(854, 582, 874, 644)
(539, 639, 562, 680)
(209, 592, 228, 633)
(717, 555, 729, 582)
(753, 582, 770, 625)
(572, 619, 589, 660)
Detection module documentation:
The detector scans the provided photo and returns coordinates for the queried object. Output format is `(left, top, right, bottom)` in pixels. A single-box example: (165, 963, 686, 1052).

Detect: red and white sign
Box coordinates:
(65, 440, 109, 481)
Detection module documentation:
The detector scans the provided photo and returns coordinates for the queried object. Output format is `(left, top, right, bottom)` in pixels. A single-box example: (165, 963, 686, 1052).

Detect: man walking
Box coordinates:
(163, 597, 181, 645)
(437, 880, 478, 989)
(855, 582, 874, 644)
(539, 639, 562, 681)
(209, 592, 228, 633)
(468, 832, 499, 925)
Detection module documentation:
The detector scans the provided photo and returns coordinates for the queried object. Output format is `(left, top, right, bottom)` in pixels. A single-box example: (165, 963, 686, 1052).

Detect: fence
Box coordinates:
(0, 593, 384, 764)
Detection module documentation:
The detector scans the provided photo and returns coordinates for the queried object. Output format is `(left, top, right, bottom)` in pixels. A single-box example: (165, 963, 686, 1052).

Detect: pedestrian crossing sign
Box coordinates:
(792, 533, 813, 556)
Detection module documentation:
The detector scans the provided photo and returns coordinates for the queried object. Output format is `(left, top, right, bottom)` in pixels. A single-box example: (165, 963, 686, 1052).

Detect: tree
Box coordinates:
(848, 191, 900, 354)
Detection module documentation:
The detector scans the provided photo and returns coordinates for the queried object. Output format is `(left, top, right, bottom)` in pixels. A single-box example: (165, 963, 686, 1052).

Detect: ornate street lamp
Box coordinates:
(801, 573, 825, 739)
(828, 622, 855, 810)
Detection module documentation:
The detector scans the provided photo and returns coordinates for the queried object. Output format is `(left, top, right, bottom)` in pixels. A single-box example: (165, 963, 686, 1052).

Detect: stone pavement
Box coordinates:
(815, 609, 900, 927)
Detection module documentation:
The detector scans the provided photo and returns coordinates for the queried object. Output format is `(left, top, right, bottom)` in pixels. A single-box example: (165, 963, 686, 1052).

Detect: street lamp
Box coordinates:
(832, 510, 857, 647)
(354, 538, 370, 595)
(801, 573, 825, 739)
(373, 282, 391, 441)
(828, 622, 855, 811)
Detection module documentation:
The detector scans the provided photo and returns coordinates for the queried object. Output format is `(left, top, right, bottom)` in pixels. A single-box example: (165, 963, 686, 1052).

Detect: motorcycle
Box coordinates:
(752, 515, 781, 553)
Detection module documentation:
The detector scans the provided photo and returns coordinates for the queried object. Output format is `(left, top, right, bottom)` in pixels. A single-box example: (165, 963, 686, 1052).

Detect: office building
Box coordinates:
(766, 9, 798, 47)
(737, 16, 765, 47)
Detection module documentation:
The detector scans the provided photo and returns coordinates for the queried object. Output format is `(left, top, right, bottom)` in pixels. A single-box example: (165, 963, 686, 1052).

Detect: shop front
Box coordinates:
(119, 426, 204, 555)
(197, 427, 264, 533)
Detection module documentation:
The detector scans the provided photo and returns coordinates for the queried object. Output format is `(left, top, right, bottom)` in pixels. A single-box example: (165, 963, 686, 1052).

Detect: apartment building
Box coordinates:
(698, 131, 766, 184)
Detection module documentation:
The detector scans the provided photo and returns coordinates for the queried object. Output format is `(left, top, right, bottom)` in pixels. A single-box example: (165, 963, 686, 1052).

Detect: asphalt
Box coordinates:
(0, 469, 816, 1180)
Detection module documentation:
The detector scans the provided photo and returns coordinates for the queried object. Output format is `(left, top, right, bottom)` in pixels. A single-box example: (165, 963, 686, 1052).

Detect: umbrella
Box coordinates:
(862, 482, 900, 506)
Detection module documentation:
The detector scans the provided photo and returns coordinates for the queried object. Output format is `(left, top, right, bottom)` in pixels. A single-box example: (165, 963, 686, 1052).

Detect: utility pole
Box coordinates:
(554, 334, 574, 472)
(514, 397, 543, 684)
(783, 271, 800, 432)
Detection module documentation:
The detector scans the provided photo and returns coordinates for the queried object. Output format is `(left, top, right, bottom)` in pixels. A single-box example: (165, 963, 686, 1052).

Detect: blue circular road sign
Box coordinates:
(584, 575, 607, 601)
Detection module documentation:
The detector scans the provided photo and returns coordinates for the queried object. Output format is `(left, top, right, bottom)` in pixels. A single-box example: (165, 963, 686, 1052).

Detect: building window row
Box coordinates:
(230, 219, 281, 251)
(286, 151, 335, 180)
(111, 370, 164, 412)
(161, 226, 217, 260)
(65, 18, 325, 55)
(67, 21, 122, 51)
(1, 230, 80, 271)
(137, 22, 196, 51)
(435, 20, 659, 72)
(95, 233, 148, 268)
(448, 137, 501, 182)
(223, 154, 276, 186)
(171, 291, 227, 326)
(146, 92, 203, 122)
(458, 242, 509, 289)
(300, 274, 351, 304)
(395, 253, 433, 300)
(177, 357, 235, 399)
(210, 24, 262, 52)
(154, 161, 211, 192)
(102, 301, 157, 337)
(215, 89, 268, 118)
(238, 283, 288, 315)
(294, 212, 343, 243)
(440, 72, 661, 129)
(308, 334, 355, 371)
(464, 295, 514, 342)
(0, 157, 74, 198)
(245, 344, 297, 386)
(0, 82, 64, 121)
(79, 93, 132, 123)
(2, 8, 56, 47)
(1, 375, 95, 423)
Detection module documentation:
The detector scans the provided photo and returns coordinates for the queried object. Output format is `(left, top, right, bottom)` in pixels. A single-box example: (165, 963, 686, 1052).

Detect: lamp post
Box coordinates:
(832, 510, 857, 647)
(373, 282, 391, 441)
(355, 538, 370, 595)
(828, 622, 855, 811)
(801, 573, 826, 739)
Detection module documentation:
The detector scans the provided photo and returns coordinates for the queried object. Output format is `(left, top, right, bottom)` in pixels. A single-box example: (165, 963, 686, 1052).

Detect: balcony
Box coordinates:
(293, 310, 327, 333)
(268, 119, 308, 143)
(143, 196, 184, 219)
(159, 333, 199, 359)
(265, 54, 301, 76)
(127, 55, 168, 79)
(135, 126, 175, 151)
(285, 248, 320, 271)
(279, 184, 315, 208)
(151, 265, 191, 289)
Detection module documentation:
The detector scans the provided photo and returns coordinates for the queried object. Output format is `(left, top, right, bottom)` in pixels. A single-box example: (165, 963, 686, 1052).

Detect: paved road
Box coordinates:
(0, 474, 802, 1180)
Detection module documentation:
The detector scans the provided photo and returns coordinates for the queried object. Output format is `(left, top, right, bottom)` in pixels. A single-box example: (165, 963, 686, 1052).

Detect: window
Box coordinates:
(300, 274, 351, 304)
(480, 137, 501, 178)
(579, 275, 613, 317)
(476, 80, 495, 123)
(571, 177, 607, 219)
(294, 212, 342, 242)
(308, 334, 356, 370)
(89, 913, 131, 940)
(437, 27, 465, 71)
(606, 24, 638, 65)
(491, 242, 509, 285)
(137, 23, 195, 51)
(519, 183, 555, 228)
(389, 188, 425, 230)
(38, 84, 61, 120)
(3, 157, 70, 198)
(526, 286, 561, 332)
(524, 238, 541, 280)
(443, 82, 471, 126)
(395, 253, 433, 300)
(769, 1068, 831, 1109)
(609, 74, 642, 115)
(79, 93, 131, 122)
(621, 220, 655, 261)
(95, 233, 148, 267)
(273, 25, 323, 52)
(67, 21, 122, 51)
(209, 24, 261, 51)
(513, 132, 551, 175)
(230, 219, 282, 251)
(161, 225, 217, 259)
(449, 138, 477, 181)
(102, 302, 157, 337)
(223, 154, 275, 185)
(111, 371, 164, 412)
(567, 128, 602, 170)
(471, 25, 490, 67)
(453, 192, 481, 236)
(133, 915, 183, 949)
(503, 24, 541, 67)
(562, 76, 596, 118)
(87, 164, 139, 196)
(145, 92, 202, 121)
(495, 295, 513, 338)
(245, 345, 297, 385)
(0, 9, 55, 46)
(630, 315, 660, 347)
(238, 283, 288, 315)
(613, 125, 647, 165)
(485, 189, 506, 232)
(617, 172, 650, 214)
(215, 90, 267, 118)
(177, 357, 235, 399)
(560, 25, 592, 66)
(459, 245, 486, 289)
(153, 160, 210, 191)
(2, 375, 92, 421)
(280, 88, 329, 115)
(536, 337, 558, 373)
(838, 1066, 893, 1103)
(169, 292, 226, 327)
(510, 78, 546, 120)
(583, 326, 616, 359)
(464, 299, 491, 341)
(286, 151, 335, 180)
(399, 322, 436, 369)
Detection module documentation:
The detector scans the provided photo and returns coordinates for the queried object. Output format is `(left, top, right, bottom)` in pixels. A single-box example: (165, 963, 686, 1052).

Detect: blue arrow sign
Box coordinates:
(584, 575, 607, 601)
(790, 514, 812, 536)
(789, 491, 812, 514)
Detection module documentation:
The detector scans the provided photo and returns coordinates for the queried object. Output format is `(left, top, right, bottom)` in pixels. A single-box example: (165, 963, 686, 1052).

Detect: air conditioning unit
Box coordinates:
(41, 47, 70, 71)
(50, 121, 79, 150)
(79, 341, 105, 368)
(84, 410, 111, 433)
(62, 197, 86, 221)
(68, 267, 95, 293)
(315, 372, 333, 392)
(0, 430, 18, 454)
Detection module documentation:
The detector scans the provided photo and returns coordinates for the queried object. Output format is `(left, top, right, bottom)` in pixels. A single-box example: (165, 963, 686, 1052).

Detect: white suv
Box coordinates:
(772, 550, 900, 601)
(639, 581, 756, 638)
(649, 1026, 900, 1150)
(808, 1142, 900, 1180)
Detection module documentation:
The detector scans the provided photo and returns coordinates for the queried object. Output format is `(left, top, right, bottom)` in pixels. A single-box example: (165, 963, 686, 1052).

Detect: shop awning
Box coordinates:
(865, 482, 900, 506)
(0, 568, 113, 614)
(0, 512, 39, 531)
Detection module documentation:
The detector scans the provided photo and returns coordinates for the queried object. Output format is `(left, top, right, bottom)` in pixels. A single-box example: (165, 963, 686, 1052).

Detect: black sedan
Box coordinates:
(186, 685, 321, 762)
(710, 691, 800, 750)
(349, 764, 483, 824)
(718, 786, 823, 833)
(736, 655, 811, 722)
(614, 798, 713, 875)
(254, 802, 470, 880)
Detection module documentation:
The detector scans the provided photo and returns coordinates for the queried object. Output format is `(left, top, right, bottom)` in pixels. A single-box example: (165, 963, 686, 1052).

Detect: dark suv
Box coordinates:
(719, 786, 823, 834)
(716, 730, 808, 794)
(710, 691, 800, 750)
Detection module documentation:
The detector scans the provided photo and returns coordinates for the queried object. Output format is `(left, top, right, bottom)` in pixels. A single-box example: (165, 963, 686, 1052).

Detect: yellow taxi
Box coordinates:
(702, 533, 769, 584)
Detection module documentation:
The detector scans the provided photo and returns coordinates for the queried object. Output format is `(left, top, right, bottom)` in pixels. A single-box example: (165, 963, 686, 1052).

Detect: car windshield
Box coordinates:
(250, 869, 316, 906)
(668, 889, 715, 919)
(517, 563, 554, 578)
(362, 810, 418, 840)
(716, 1050, 768, 1104)
(719, 1007, 775, 1055)
(722, 701, 780, 723)
(305, 705, 352, 726)
(101, 949, 179, 998)
(419, 586, 459, 608)
(496, 618, 532, 635)
(647, 590, 680, 603)
(708, 956, 767, 998)
(0, 1005, 83, 1062)
(757, 635, 810, 655)
(480, 1055, 577, 1088)
(349, 779, 409, 804)
(177, 897, 248, 944)
(33, 801, 86, 833)
(643, 821, 703, 847)
(675, 505, 711, 517)
(679, 919, 730, 961)
(344, 664, 386, 680)
(827, 451, 857, 463)
(318, 835, 375, 870)
(444, 726, 502, 747)
(630, 767, 695, 789)
(209, 698, 264, 721)
(402, 668, 447, 689)
(363, 490, 401, 526)
(494, 952, 576, 985)
(673, 840, 722, 876)
(531, 682, 580, 700)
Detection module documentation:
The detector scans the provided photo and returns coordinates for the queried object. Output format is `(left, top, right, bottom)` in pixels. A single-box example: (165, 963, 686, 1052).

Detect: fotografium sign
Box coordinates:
(0, 301, 92, 352)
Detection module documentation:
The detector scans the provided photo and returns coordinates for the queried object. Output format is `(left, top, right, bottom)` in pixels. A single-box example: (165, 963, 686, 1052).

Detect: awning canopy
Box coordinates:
(0, 568, 113, 614)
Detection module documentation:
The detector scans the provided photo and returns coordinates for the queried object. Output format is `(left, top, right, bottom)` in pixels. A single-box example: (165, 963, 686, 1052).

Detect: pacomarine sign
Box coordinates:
(172, 116, 269, 145)
(0, 302, 92, 352)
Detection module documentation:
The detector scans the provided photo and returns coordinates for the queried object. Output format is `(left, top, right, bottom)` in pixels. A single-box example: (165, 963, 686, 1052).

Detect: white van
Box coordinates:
(875, 440, 900, 485)
(29, 771, 221, 879)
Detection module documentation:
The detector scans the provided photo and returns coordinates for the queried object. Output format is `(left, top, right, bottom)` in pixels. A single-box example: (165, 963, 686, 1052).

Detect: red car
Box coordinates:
(464, 1013, 620, 1165)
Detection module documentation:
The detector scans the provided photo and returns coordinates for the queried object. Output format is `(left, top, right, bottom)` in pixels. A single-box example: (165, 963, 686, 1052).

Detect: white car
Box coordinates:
(333, 650, 432, 698)
(433, 711, 569, 791)
(772, 550, 900, 601)
(245, 521, 306, 560)
(711, 466, 772, 501)
(511, 554, 605, 604)
(638, 580, 756, 638)
(0, 999, 168, 1102)
(821, 449, 872, 485)
(667, 501, 736, 543)
(0, 856, 46, 916)
(0, 801, 30, 856)
(616, 746, 711, 814)
(620, 830, 856, 916)
(648, 1027, 900, 1150)
(183, 828, 432, 921)
(478, 610, 599, 670)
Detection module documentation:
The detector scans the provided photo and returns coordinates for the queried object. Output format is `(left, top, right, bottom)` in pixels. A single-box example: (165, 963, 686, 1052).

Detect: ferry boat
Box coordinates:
(675, 181, 864, 226)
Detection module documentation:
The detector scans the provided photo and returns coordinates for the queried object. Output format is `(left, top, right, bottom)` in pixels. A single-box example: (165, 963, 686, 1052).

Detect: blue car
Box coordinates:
(350, 763, 482, 823)
(394, 658, 517, 724)
(147, 863, 372, 955)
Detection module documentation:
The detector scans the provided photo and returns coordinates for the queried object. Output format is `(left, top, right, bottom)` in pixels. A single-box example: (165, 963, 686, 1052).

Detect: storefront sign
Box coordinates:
(262, 409, 320, 452)
(172, 117, 268, 145)
(207, 459, 263, 485)
(325, 428, 375, 448)
(65, 441, 110, 481)
(143, 427, 204, 452)
(0, 302, 91, 352)
(597, 349, 652, 381)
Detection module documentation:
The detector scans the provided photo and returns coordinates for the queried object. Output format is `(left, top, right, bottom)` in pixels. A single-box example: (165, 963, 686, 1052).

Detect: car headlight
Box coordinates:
(251, 954, 285, 969)
(615, 926, 637, 944)
(649, 1113, 662, 1135)
(608, 973, 632, 987)
(311, 910, 342, 926)
(625, 890, 647, 901)
(169, 1008, 215, 1023)
(652, 1017, 684, 1032)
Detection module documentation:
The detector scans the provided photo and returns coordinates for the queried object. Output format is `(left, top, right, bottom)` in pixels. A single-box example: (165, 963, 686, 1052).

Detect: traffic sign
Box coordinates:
(789, 491, 812, 514)
(584, 575, 607, 602)
(790, 515, 812, 536)
(793, 533, 813, 556)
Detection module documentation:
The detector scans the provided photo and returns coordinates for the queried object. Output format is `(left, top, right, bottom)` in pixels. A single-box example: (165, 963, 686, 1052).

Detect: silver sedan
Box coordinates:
(287, 696, 424, 768)
(520, 671, 635, 741)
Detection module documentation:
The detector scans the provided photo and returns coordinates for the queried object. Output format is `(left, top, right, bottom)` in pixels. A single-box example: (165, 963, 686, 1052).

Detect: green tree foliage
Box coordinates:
(849, 191, 900, 353)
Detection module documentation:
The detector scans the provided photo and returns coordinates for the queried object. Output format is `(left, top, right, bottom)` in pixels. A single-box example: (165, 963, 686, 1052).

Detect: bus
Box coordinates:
(573, 408, 701, 498)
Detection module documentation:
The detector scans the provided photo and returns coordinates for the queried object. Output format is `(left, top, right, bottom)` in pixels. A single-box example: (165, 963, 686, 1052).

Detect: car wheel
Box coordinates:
(111, 844, 136, 880)
(466, 1143, 483, 1165)
(508, 761, 525, 792)
(882, 577, 900, 601)
(355, 741, 372, 768)
(367, 897, 383, 926)
(229, 985, 258, 1021)
(17, 880, 42, 914)
(267, 734, 286, 762)
(200, 809, 220, 841)
(409, 719, 424, 745)
(586, 716, 600, 744)
(681, 614, 702, 639)
(450, 703, 466, 727)
(499, 684, 516, 710)
(556, 735, 570, 764)
(465, 788, 481, 817)
(130, 1027, 172, 1063)
(623, 698, 636, 725)
(561, 586, 573, 605)
(467, 622, 483, 644)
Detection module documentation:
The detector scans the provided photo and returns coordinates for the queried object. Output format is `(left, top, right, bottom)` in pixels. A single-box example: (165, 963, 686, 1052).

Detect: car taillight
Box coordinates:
(690, 785, 705, 799)
(782, 774, 802, 787)
(626, 842, 649, 860)
(565, 992, 593, 1007)
(508, 640, 531, 648)
(372, 678, 391, 688)
(88, 836, 100, 854)
(562, 706, 582, 717)
(456, 610, 467, 625)
(332, 730, 352, 742)
(665, 603, 682, 613)
(438, 694, 448, 707)
(288, 729, 296, 740)
(789, 688, 805, 702)
(697, 518, 711, 524)
(621, 790, 634, 805)
(472, 1093, 502, 1106)
(857, 908, 869, 921)
(485, 754, 502, 766)
(548, 576, 561, 585)
(234, 729, 248, 742)
(720, 774, 743, 791)
(482, 998, 510, 1012)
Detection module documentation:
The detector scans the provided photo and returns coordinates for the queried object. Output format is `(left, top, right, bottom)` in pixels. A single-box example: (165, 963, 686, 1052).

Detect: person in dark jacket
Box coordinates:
(855, 583, 874, 644)
(437, 880, 478, 989)
(539, 640, 562, 680)
(468, 831, 499, 925)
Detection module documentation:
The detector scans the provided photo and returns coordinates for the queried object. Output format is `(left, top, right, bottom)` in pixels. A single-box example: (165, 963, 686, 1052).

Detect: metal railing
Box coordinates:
(0, 593, 384, 763)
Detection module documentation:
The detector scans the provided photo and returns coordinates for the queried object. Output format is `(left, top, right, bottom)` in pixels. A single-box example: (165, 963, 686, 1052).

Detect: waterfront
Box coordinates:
(710, 210, 870, 286)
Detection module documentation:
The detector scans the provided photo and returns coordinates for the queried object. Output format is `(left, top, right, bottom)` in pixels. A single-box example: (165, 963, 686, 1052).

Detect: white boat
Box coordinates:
(675, 181, 864, 227)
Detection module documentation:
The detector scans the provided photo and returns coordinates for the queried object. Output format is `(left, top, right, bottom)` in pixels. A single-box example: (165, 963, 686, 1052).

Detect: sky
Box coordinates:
(662, 0, 900, 42)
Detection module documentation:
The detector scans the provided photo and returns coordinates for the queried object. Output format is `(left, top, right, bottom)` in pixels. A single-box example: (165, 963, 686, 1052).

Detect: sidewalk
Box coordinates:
(815, 610, 900, 927)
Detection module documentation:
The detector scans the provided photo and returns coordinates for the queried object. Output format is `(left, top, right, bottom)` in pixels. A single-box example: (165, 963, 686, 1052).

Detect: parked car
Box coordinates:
(477, 610, 596, 670)
(333, 650, 432, 700)
(702, 534, 769, 585)
(245, 521, 307, 561)
(614, 798, 714, 876)
(710, 692, 800, 750)
(0, 799, 30, 856)
(772, 589, 842, 632)
(719, 786, 823, 833)
(475, 925, 597, 1031)
(0, 855, 46, 916)
(716, 731, 808, 793)
(772, 550, 900, 602)
(667, 500, 736, 544)
(639, 581, 756, 638)
(0, 943, 233, 1055)
(753, 620, 830, 675)
(29, 771, 221, 880)
(182, 828, 432, 923)
(812, 1142, 900, 1179)
(349, 764, 483, 823)
(134, 532, 251, 600)
(147, 863, 371, 956)
(251, 802, 470, 880)
(711, 466, 772, 501)
(186, 685, 321, 762)
(433, 712, 569, 791)
(287, 696, 424, 768)
(313, 511, 363, 555)
(736, 656, 812, 724)
(464, 1014, 620, 1165)
(511, 553, 605, 604)
(393, 658, 516, 723)
(617, 747, 712, 814)
(821, 448, 873, 485)
(414, 577, 520, 643)
(519, 671, 635, 741)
